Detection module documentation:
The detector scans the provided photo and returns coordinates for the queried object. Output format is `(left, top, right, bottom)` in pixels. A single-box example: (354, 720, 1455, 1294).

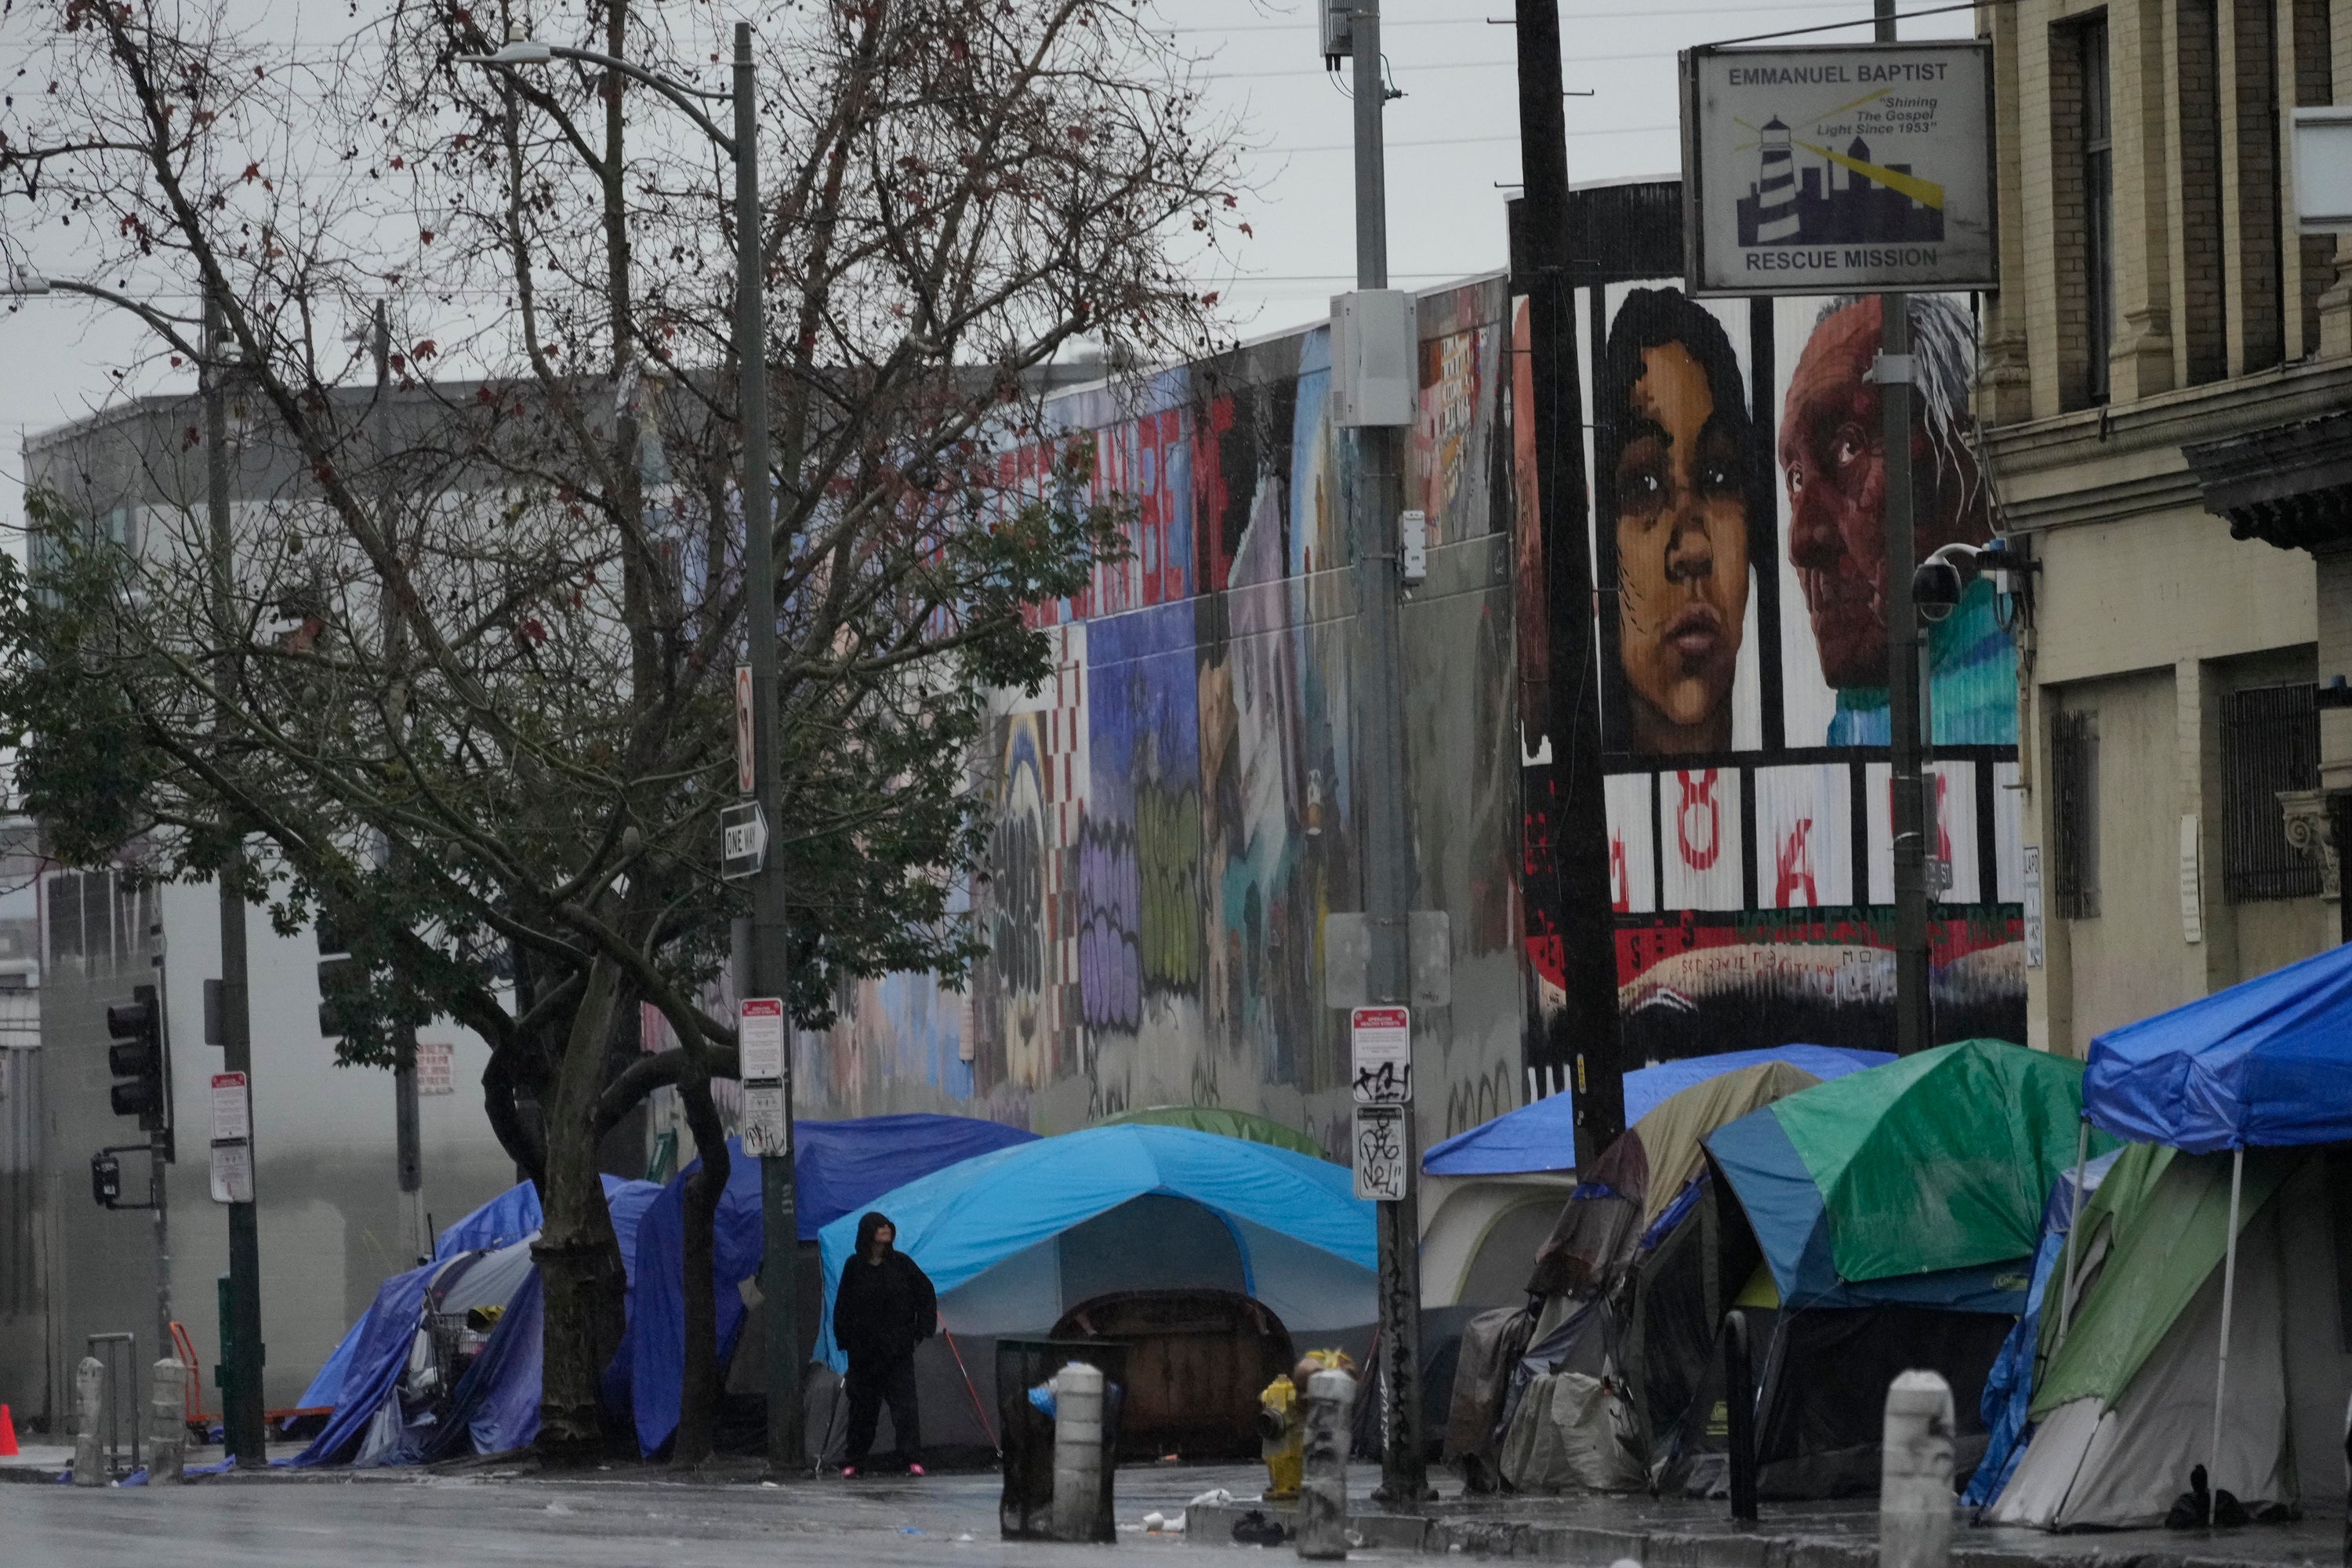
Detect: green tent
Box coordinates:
(1712, 1038, 2109, 1294)
(1097, 1104, 1328, 1160)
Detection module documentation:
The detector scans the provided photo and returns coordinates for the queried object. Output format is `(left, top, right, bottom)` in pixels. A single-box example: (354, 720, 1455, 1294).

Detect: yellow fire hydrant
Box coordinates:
(1259, 1350, 1356, 1501)
(1257, 1375, 1303, 1500)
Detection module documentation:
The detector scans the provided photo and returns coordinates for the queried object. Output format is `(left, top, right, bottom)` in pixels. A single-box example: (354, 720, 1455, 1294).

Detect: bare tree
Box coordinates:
(0, 0, 1239, 1461)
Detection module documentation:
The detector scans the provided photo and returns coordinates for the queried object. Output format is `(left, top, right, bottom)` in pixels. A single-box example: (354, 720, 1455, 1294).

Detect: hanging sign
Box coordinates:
(1681, 41, 1997, 296)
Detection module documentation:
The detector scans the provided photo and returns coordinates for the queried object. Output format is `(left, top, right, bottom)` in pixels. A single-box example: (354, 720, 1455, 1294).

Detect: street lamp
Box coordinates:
(461, 21, 802, 1472)
(2, 268, 266, 1464)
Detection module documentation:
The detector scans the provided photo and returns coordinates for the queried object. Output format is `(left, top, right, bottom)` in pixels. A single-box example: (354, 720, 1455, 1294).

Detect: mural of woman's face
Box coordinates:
(1614, 342, 1751, 753)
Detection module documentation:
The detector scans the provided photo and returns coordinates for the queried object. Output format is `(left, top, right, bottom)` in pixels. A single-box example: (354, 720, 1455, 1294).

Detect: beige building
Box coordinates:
(1983, 0, 2352, 1054)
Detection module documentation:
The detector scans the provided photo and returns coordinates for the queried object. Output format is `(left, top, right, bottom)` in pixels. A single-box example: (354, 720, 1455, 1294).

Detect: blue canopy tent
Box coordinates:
(1422, 1045, 1892, 1177)
(2063, 940, 2352, 1510)
(805, 1126, 1375, 1462)
(616, 1113, 1037, 1457)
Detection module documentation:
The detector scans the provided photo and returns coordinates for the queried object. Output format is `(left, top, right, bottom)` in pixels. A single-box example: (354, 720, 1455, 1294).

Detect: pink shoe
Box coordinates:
(838, 1464, 858, 1478)
(907, 1462, 926, 1477)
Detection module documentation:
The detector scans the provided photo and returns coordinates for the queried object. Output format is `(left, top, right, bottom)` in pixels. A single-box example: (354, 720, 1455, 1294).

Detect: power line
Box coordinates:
(1160, 2, 1869, 32)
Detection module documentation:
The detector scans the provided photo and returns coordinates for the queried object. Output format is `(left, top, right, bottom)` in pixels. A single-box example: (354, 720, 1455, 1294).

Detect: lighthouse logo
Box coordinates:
(1730, 85, 1948, 247)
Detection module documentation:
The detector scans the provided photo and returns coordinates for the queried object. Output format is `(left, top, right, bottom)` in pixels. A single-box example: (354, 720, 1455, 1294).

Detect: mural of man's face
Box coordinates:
(1780, 297, 1987, 692)
(1614, 341, 1751, 753)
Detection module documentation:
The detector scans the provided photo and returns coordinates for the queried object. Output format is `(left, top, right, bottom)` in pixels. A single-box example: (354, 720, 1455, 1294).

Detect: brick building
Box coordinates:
(1981, 0, 2352, 1051)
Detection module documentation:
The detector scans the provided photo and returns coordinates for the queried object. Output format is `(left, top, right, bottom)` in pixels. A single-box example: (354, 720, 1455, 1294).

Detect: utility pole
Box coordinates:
(205, 293, 266, 1465)
(1336, 0, 1425, 1508)
(734, 20, 803, 1472)
(1875, 0, 1930, 1058)
(365, 299, 428, 1265)
(1512, 0, 1623, 1159)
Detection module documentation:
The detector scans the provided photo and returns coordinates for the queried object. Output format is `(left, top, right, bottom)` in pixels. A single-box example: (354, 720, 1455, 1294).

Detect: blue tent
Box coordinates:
(1421, 1045, 1893, 1177)
(298, 1173, 659, 1413)
(814, 1123, 1377, 1371)
(2085, 939, 2352, 1152)
(615, 1113, 1036, 1457)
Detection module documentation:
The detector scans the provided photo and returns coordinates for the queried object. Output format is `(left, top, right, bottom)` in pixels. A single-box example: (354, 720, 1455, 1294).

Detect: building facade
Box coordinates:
(1981, 0, 2352, 1054)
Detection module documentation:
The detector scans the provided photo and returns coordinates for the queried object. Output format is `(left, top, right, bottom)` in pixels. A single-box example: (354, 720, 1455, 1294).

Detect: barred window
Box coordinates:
(2051, 710, 2100, 919)
(2223, 682, 2320, 901)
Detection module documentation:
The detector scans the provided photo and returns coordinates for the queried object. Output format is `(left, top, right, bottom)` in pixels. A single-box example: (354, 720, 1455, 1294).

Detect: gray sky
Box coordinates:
(0, 1, 1970, 541)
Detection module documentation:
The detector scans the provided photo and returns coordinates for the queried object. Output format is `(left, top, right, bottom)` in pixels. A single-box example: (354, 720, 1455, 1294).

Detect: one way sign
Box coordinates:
(720, 800, 768, 880)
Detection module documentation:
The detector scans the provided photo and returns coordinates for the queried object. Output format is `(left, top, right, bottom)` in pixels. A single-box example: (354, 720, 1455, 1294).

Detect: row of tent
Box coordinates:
(1442, 941, 2352, 1529)
(289, 1105, 1377, 1467)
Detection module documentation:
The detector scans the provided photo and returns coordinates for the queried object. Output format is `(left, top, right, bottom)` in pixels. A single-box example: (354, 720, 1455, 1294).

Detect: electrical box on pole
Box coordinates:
(1330, 291, 1416, 427)
(1319, 0, 1353, 63)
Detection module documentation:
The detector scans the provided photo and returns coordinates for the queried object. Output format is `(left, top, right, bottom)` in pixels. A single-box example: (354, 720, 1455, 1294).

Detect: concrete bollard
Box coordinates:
(1296, 1368, 1357, 1561)
(1880, 1370, 1955, 1568)
(71, 1356, 105, 1486)
(147, 1359, 188, 1485)
(1049, 1361, 1105, 1543)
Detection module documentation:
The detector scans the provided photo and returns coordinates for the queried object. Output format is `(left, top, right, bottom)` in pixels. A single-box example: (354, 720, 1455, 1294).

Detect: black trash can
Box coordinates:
(996, 1337, 1129, 1542)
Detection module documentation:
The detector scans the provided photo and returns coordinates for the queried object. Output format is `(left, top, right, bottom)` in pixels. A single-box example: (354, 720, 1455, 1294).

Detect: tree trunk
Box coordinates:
(670, 1066, 731, 1466)
(533, 953, 630, 1458)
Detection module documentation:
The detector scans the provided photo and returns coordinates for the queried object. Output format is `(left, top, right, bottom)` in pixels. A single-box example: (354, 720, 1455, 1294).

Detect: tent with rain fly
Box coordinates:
(1451, 1058, 1824, 1494)
(1696, 1039, 2094, 1499)
(1984, 944, 2352, 1529)
(1420, 1045, 1892, 1178)
(612, 1112, 1037, 1458)
(808, 1124, 1374, 1465)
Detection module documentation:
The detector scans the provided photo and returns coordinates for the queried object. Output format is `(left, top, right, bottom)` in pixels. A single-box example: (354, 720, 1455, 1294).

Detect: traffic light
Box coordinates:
(105, 983, 166, 1131)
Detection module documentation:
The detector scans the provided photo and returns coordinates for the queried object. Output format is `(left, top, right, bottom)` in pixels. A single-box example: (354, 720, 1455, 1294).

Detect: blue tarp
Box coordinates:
(299, 1173, 659, 1412)
(814, 1124, 1375, 1370)
(1704, 1104, 2030, 1313)
(289, 1263, 435, 1466)
(1962, 1148, 2123, 1508)
(1421, 1045, 1894, 1176)
(793, 1114, 1038, 1238)
(2085, 940, 2352, 1152)
(615, 1114, 1033, 1458)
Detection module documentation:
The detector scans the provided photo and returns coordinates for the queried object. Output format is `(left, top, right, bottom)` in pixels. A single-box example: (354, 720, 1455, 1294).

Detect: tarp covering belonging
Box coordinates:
(2084, 940, 2352, 1153)
(1714, 1039, 2103, 1294)
(814, 1125, 1375, 1370)
(1098, 1104, 1326, 1159)
(1423, 1045, 1891, 1176)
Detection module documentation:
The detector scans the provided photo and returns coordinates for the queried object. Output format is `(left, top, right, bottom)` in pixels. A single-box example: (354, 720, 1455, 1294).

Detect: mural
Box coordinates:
(797, 280, 1523, 1155)
(791, 200, 2024, 1153)
(1583, 275, 2025, 1061)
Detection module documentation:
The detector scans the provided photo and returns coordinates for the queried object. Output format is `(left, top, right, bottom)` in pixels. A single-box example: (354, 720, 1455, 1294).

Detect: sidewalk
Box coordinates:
(1181, 1489, 2348, 1568)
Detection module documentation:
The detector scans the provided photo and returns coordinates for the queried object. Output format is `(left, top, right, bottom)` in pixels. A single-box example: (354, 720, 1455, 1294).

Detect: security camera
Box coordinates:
(1913, 546, 1974, 623)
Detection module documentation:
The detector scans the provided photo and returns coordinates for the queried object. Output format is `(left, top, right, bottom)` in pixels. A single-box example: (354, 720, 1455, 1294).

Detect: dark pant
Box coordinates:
(844, 1354, 921, 1467)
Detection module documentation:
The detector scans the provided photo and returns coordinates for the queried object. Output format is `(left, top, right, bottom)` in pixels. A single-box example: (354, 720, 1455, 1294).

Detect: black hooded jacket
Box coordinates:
(833, 1211, 938, 1367)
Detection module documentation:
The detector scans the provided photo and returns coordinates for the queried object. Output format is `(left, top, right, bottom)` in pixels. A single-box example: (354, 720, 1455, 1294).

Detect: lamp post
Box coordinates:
(2, 267, 265, 1462)
(463, 22, 800, 1470)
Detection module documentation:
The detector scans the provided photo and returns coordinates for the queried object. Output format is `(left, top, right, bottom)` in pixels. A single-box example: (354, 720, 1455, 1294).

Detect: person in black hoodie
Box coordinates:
(833, 1210, 938, 1475)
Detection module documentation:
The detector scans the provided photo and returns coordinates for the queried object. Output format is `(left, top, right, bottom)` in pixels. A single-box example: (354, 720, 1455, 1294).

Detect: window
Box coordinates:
(2081, 19, 2114, 404)
(2051, 711, 2100, 919)
(2223, 682, 2321, 900)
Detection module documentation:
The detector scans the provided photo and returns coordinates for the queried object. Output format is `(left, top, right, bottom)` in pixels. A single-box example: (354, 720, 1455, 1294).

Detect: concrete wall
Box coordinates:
(8, 867, 514, 1428)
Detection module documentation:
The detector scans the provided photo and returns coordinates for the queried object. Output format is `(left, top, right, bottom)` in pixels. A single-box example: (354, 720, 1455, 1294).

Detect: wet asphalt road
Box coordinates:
(0, 1461, 1298, 1566)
